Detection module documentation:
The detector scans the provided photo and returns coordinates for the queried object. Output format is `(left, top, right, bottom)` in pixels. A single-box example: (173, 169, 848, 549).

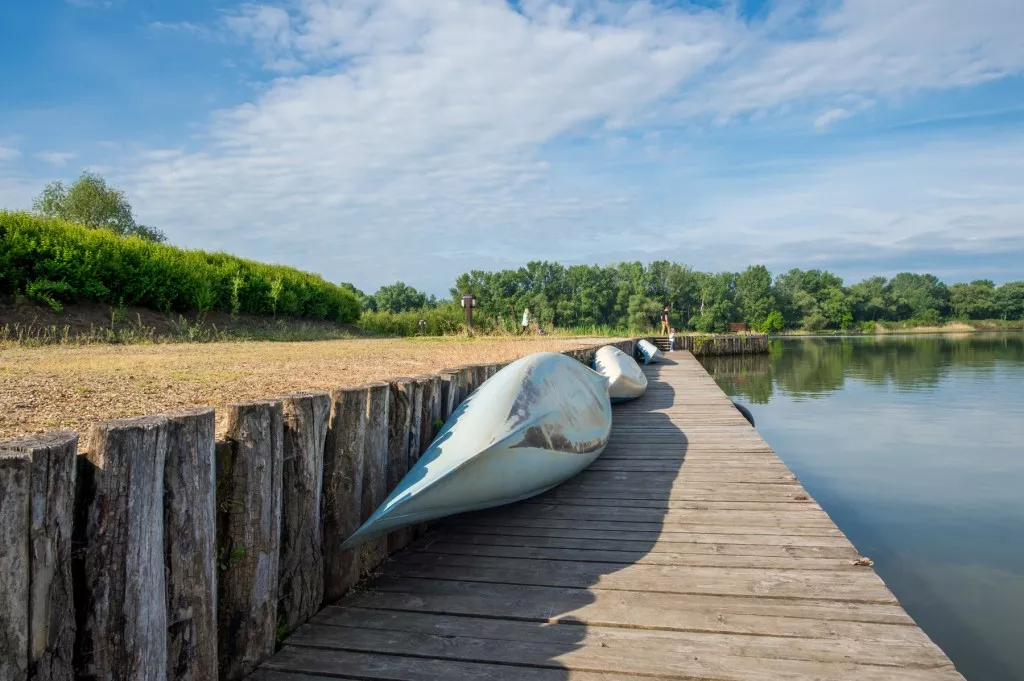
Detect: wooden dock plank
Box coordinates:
(253, 351, 965, 681)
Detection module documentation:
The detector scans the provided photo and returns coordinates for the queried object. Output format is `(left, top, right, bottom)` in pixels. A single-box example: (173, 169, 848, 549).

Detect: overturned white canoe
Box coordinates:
(594, 345, 647, 403)
(636, 339, 664, 365)
(340, 352, 612, 550)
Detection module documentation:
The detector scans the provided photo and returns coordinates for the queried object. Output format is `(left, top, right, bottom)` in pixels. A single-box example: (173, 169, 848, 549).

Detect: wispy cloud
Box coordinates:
(36, 151, 76, 167)
(65, 0, 114, 8)
(814, 108, 852, 130)
(0, 146, 22, 162)
(149, 21, 215, 40)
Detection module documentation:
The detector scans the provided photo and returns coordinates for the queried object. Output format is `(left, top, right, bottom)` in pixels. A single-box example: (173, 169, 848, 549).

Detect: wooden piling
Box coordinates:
(321, 386, 367, 604)
(0, 432, 78, 681)
(385, 378, 415, 554)
(0, 450, 30, 681)
(360, 383, 390, 571)
(164, 409, 218, 681)
(77, 415, 169, 681)
(437, 369, 462, 422)
(277, 392, 331, 636)
(217, 401, 283, 681)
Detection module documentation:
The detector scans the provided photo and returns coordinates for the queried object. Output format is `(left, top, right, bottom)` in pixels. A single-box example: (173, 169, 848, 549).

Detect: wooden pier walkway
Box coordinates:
(253, 352, 964, 681)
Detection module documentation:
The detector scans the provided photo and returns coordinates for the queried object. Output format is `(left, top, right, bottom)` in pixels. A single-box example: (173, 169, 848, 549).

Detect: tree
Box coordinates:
(371, 281, 435, 313)
(735, 265, 775, 328)
(949, 280, 998, 320)
(887, 272, 949, 322)
(848, 276, 892, 322)
(996, 281, 1024, 320)
(760, 310, 784, 333)
(32, 171, 166, 243)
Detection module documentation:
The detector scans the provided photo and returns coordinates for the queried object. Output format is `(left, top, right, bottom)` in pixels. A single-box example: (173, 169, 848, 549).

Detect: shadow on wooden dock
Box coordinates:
(252, 362, 682, 680)
(253, 354, 966, 681)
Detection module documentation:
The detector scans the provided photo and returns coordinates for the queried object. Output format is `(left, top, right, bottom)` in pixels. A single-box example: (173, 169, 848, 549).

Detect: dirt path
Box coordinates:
(0, 336, 618, 448)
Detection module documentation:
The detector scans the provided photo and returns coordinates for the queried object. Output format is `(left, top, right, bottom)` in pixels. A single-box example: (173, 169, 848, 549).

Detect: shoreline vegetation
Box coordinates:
(2, 209, 1023, 347)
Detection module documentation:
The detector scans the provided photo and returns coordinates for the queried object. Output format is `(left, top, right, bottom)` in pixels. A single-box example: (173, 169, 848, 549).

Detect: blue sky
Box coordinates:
(2, 0, 1022, 294)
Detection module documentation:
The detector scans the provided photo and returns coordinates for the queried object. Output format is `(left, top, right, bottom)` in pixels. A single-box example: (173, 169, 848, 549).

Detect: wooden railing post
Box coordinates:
(78, 416, 169, 680)
(217, 401, 283, 681)
(0, 450, 30, 681)
(164, 408, 218, 681)
(277, 392, 331, 637)
(0, 432, 77, 681)
(322, 386, 367, 604)
(385, 378, 415, 554)
(360, 383, 390, 571)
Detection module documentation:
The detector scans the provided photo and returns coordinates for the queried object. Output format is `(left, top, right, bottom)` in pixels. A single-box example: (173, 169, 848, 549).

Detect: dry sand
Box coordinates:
(0, 336, 618, 448)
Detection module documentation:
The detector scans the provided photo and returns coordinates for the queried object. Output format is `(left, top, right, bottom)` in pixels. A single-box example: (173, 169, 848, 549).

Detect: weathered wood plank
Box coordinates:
(356, 576, 915, 627)
(217, 401, 284, 681)
(322, 386, 367, 604)
(277, 392, 331, 636)
(164, 408, 218, 681)
(312, 606, 949, 668)
(284, 620, 960, 681)
(0, 431, 78, 681)
(78, 415, 169, 681)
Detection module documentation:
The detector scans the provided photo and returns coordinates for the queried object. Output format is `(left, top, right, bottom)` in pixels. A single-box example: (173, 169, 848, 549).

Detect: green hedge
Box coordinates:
(358, 305, 482, 336)
(0, 211, 361, 323)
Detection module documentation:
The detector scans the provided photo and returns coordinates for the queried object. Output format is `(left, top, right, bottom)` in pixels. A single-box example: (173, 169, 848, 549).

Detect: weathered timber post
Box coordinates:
(437, 369, 462, 422)
(78, 416, 169, 681)
(277, 392, 330, 637)
(359, 383, 390, 571)
(385, 378, 415, 554)
(0, 432, 77, 681)
(457, 367, 474, 404)
(164, 409, 218, 681)
(418, 375, 441, 454)
(321, 386, 367, 604)
(217, 401, 283, 681)
(412, 374, 441, 540)
(0, 450, 30, 681)
(471, 365, 488, 392)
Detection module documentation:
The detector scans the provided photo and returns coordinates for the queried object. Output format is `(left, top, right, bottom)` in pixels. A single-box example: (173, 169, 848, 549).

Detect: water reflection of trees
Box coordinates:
(702, 334, 1024, 401)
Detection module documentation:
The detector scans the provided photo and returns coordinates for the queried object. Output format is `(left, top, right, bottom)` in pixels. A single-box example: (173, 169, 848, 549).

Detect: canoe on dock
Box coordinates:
(636, 338, 664, 364)
(340, 352, 612, 550)
(594, 345, 647, 402)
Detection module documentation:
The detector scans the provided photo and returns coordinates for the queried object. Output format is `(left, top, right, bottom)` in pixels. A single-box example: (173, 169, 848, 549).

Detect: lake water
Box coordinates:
(700, 333, 1024, 681)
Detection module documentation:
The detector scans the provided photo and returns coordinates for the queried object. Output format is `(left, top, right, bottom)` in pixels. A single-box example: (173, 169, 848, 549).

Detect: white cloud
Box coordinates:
(109, 0, 1024, 290)
(814, 108, 851, 130)
(36, 151, 76, 167)
(0, 146, 21, 162)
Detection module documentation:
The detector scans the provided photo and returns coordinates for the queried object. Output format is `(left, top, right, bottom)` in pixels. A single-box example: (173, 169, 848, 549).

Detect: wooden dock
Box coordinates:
(253, 352, 965, 681)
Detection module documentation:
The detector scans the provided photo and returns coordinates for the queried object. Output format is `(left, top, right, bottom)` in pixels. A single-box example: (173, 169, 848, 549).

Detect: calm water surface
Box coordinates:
(700, 333, 1024, 681)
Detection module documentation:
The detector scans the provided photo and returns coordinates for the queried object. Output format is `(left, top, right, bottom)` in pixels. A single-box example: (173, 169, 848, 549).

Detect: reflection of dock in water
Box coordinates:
(254, 351, 965, 681)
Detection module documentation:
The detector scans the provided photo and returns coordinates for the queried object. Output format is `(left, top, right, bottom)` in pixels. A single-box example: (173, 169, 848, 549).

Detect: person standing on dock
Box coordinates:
(669, 327, 676, 351)
(660, 306, 670, 335)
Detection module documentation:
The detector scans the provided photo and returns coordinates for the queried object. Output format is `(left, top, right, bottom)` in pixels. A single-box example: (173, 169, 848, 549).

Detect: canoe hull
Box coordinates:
(636, 339, 664, 365)
(340, 352, 612, 549)
(594, 345, 647, 402)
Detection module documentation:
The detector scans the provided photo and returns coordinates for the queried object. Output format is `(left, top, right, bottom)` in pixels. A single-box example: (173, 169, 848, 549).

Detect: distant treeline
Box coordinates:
(0, 211, 361, 323)
(358, 262, 1024, 333)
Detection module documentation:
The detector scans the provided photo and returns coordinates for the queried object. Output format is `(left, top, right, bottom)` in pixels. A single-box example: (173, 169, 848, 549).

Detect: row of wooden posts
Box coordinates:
(661, 333, 769, 356)
(0, 340, 637, 681)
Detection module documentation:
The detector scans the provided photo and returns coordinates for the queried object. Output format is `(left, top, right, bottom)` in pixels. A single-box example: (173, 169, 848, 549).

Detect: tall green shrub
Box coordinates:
(0, 211, 361, 323)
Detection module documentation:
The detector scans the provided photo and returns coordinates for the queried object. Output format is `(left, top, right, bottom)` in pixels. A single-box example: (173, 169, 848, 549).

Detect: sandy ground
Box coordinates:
(0, 336, 617, 449)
